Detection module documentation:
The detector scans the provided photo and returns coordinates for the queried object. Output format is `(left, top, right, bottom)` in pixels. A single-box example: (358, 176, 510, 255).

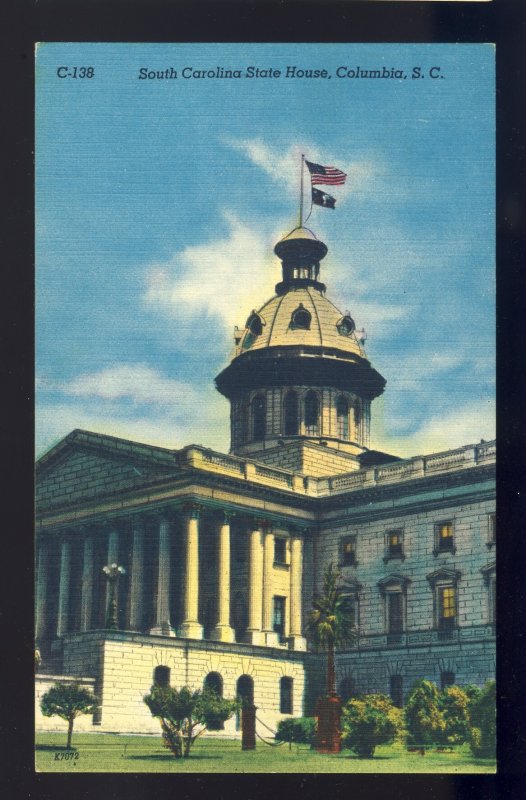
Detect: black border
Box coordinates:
(3, 1, 526, 799)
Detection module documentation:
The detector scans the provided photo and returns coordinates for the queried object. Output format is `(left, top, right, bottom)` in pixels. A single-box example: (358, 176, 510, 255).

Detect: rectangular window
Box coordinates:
(388, 593, 404, 634)
(490, 577, 496, 625)
(273, 596, 286, 640)
(274, 537, 287, 565)
(439, 586, 456, 628)
(390, 675, 404, 708)
(280, 677, 293, 714)
(436, 521, 455, 553)
(341, 536, 357, 567)
(488, 513, 496, 546)
(386, 529, 404, 559)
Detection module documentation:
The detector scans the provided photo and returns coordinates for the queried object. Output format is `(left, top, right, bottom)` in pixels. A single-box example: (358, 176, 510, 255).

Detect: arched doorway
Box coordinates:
(236, 674, 254, 730)
(204, 671, 224, 730)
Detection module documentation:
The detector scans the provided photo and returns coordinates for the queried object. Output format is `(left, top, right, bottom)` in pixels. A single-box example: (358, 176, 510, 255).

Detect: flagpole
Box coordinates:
(299, 153, 304, 227)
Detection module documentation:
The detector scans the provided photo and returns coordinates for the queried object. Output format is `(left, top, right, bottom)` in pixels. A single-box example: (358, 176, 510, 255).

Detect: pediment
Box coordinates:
(377, 573, 411, 593)
(36, 430, 182, 511)
(426, 567, 461, 587)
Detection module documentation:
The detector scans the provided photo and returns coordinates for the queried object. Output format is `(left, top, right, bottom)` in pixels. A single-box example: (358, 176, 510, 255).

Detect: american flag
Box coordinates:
(305, 159, 347, 186)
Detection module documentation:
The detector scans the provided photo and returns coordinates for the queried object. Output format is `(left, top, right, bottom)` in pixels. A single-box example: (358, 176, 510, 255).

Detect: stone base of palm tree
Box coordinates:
(315, 694, 342, 753)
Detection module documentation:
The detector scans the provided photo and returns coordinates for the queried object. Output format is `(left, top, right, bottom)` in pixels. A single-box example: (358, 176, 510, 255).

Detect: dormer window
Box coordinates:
(246, 311, 263, 337)
(337, 314, 355, 336)
(290, 304, 311, 330)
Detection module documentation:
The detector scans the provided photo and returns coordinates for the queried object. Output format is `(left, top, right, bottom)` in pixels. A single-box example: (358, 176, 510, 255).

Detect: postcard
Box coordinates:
(35, 42, 495, 774)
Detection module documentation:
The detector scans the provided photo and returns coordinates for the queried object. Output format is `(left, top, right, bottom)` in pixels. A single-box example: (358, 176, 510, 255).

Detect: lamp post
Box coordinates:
(102, 563, 126, 629)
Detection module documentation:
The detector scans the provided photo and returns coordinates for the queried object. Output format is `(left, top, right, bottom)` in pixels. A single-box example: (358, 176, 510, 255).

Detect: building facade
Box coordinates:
(35, 227, 495, 734)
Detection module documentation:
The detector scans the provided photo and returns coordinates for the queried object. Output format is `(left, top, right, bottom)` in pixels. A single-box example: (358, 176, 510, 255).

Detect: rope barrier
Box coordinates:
(255, 731, 287, 747)
(254, 714, 293, 748)
(255, 715, 278, 735)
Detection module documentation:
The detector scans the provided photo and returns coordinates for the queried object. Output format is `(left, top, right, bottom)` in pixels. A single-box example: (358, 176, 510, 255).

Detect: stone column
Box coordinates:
(179, 506, 203, 639)
(35, 538, 50, 643)
(104, 526, 120, 621)
(289, 534, 307, 650)
(80, 533, 94, 632)
(128, 517, 145, 631)
(262, 527, 279, 646)
(150, 515, 175, 636)
(246, 521, 265, 645)
(211, 512, 235, 642)
(56, 537, 72, 637)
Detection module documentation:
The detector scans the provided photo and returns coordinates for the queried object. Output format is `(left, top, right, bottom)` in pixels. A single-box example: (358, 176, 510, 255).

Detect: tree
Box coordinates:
(404, 680, 445, 751)
(143, 685, 238, 758)
(308, 563, 357, 696)
(342, 694, 403, 758)
(468, 680, 496, 758)
(438, 685, 471, 745)
(40, 682, 99, 749)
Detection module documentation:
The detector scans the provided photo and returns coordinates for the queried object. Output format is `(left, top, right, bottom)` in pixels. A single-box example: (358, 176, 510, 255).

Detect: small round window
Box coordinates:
(291, 304, 311, 330)
(246, 312, 263, 337)
(337, 315, 355, 336)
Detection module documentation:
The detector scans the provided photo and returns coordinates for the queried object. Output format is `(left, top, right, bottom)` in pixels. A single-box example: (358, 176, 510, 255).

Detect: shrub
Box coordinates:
(276, 717, 316, 745)
(468, 680, 496, 758)
(143, 685, 238, 758)
(41, 682, 99, 749)
(342, 694, 402, 758)
(438, 685, 471, 745)
(463, 684, 483, 705)
(405, 680, 445, 748)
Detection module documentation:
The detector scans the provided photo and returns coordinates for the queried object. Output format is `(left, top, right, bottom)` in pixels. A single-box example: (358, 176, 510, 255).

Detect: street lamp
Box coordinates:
(102, 563, 126, 629)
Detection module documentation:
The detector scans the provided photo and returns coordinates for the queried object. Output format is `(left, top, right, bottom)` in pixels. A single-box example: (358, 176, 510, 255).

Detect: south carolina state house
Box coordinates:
(35, 225, 495, 735)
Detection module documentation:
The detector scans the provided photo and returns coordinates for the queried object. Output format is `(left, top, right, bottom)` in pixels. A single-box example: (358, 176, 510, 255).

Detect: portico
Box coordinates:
(36, 496, 309, 656)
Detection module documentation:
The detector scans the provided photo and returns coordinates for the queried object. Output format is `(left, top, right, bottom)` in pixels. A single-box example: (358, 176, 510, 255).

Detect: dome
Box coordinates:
(238, 287, 364, 358)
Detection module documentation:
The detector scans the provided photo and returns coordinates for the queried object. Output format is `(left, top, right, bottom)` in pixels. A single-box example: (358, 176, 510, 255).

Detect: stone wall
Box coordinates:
(35, 673, 98, 733)
(54, 632, 307, 736)
(252, 440, 361, 477)
(316, 494, 496, 637)
(335, 639, 496, 704)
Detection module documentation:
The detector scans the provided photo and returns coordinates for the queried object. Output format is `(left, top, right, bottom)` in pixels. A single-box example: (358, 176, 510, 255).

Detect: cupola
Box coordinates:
(215, 226, 386, 470)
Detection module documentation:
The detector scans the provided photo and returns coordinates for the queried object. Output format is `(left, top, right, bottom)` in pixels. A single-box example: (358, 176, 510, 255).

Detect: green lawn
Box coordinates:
(35, 733, 496, 773)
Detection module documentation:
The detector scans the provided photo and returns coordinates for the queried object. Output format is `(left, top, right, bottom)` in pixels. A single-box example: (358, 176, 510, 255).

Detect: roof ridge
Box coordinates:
(266, 292, 287, 346)
(305, 286, 323, 347)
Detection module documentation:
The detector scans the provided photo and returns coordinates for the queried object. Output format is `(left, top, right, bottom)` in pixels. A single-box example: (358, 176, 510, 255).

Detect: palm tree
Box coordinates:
(308, 563, 357, 696)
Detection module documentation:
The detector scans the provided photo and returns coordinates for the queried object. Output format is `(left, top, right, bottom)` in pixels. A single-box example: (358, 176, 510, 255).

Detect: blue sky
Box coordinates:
(36, 43, 495, 459)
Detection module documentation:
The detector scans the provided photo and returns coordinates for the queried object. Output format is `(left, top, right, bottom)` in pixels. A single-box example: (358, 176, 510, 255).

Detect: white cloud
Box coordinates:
(46, 364, 198, 407)
(372, 397, 495, 459)
(226, 137, 379, 204)
(143, 211, 279, 336)
(36, 375, 231, 458)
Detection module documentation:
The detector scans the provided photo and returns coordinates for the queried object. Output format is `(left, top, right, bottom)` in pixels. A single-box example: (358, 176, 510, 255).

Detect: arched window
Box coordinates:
(440, 671, 455, 689)
(336, 395, 349, 439)
(353, 400, 362, 428)
(204, 672, 223, 696)
(280, 677, 293, 714)
(304, 391, 319, 436)
(339, 676, 355, 704)
(236, 675, 254, 730)
(204, 672, 224, 730)
(153, 665, 170, 688)
(251, 394, 266, 441)
(290, 304, 311, 330)
(284, 390, 299, 436)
